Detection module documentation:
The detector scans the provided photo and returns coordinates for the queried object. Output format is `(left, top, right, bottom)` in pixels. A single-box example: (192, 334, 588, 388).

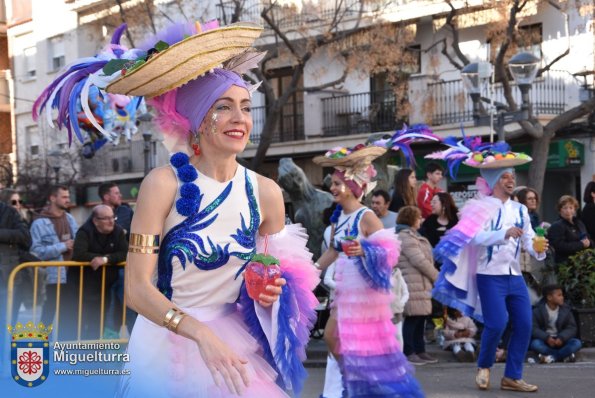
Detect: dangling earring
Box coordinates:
(191, 134, 201, 156)
(191, 143, 201, 156)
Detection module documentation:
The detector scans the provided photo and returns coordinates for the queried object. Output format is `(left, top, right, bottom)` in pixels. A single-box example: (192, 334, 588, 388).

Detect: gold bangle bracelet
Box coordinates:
(167, 312, 187, 333)
(163, 308, 178, 327)
(128, 247, 160, 254)
(129, 233, 160, 247)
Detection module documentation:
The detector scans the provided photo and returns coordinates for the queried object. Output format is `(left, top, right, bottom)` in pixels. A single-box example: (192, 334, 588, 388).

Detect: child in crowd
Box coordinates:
(443, 308, 478, 362)
(391, 266, 409, 350)
(530, 284, 582, 363)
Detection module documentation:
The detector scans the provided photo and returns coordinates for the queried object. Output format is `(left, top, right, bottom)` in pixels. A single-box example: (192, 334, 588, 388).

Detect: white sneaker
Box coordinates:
(538, 354, 555, 364)
(452, 343, 462, 354)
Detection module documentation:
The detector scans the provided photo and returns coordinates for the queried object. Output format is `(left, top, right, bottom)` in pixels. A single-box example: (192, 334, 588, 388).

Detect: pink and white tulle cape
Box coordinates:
(432, 195, 501, 322)
(239, 224, 319, 396)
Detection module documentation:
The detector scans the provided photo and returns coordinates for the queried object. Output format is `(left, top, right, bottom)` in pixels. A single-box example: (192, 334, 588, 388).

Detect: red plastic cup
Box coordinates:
(245, 261, 282, 301)
(341, 237, 358, 255)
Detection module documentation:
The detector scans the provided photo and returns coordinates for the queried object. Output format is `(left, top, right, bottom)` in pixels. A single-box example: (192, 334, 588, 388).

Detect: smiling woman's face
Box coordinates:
(197, 85, 253, 155)
(329, 174, 353, 204)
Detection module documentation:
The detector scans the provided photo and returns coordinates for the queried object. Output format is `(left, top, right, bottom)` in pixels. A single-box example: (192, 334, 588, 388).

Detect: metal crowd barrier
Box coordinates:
(6, 261, 128, 343)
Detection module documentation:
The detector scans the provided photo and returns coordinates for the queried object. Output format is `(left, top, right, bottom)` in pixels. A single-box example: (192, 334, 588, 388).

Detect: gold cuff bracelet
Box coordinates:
(128, 247, 160, 254)
(167, 311, 187, 333)
(163, 308, 178, 327)
(129, 233, 160, 247)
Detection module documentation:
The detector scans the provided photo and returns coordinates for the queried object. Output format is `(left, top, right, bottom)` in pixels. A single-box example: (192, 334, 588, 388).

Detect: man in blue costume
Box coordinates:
(472, 166, 548, 392)
(429, 140, 549, 393)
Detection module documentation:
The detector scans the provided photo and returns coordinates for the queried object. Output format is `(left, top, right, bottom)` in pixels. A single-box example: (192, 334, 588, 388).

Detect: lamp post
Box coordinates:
(138, 113, 154, 176)
(47, 149, 62, 184)
(573, 69, 595, 103)
(461, 52, 540, 142)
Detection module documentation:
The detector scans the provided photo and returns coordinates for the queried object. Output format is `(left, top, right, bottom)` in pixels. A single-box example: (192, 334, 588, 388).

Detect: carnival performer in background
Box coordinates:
(314, 144, 424, 398)
(428, 138, 548, 392)
(33, 20, 319, 397)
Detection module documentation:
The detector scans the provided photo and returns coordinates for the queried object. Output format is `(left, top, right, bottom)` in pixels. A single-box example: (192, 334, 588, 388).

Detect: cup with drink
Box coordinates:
(533, 227, 547, 253)
(341, 235, 358, 257)
(244, 253, 282, 301)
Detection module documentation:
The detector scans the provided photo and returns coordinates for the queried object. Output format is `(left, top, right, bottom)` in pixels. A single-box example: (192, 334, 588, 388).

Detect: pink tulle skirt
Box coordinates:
(333, 255, 424, 397)
(334, 255, 399, 355)
(116, 304, 288, 398)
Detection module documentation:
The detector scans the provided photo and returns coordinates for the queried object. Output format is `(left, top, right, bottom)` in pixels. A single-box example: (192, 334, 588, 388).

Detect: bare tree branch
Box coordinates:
(540, 48, 570, 75)
(115, 0, 135, 47)
(440, 38, 465, 70)
(172, 0, 189, 20)
(495, 0, 522, 111)
(261, 4, 301, 62)
(544, 96, 595, 134)
(444, 0, 469, 66)
(302, 69, 349, 92)
(537, 0, 571, 76)
(143, 1, 157, 34)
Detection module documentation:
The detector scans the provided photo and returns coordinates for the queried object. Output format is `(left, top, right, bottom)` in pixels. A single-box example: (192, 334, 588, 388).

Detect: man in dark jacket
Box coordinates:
(530, 284, 582, 363)
(0, 200, 31, 373)
(98, 182, 136, 333)
(71, 204, 128, 339)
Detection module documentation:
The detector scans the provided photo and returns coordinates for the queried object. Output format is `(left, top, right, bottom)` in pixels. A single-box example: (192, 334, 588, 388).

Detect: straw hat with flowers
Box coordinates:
(106, 22, 263, 98)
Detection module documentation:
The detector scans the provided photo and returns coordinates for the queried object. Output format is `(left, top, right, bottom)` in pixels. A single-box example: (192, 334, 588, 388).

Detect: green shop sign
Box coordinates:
(85, 181, 142, 204)
(513, 139, 584, 170)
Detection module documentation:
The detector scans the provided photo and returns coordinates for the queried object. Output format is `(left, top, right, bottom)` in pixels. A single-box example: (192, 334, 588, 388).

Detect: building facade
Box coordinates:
(5, 1, 594, 222)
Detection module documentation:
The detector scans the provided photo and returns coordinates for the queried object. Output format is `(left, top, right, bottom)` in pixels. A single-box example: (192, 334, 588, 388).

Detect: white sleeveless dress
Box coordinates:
(117, 160, 289, 398)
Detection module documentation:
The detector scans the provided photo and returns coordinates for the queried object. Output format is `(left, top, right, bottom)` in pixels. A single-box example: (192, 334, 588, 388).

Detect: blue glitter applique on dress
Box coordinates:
(157, 153, 260, 299)
(333, 208, 367, 252)
(231, 168, 260, 255)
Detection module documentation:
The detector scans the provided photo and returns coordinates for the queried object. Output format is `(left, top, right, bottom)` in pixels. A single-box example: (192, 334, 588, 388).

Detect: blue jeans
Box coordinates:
(477, 274, 532, 380)
(530, 338, 582, 361)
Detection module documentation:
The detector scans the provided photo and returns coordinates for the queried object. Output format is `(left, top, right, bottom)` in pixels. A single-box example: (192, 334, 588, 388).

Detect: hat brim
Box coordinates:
(313, 146, 387, 167)
(106, 23, 263, 98)
(465, 157, 532, 169)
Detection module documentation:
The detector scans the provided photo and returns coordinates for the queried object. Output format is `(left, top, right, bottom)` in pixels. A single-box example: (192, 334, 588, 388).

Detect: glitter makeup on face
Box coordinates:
(210, 112, 218, 135)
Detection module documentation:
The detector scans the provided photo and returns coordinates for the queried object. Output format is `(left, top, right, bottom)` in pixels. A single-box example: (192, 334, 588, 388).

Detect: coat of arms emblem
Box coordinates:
(8, 321, 52, 387)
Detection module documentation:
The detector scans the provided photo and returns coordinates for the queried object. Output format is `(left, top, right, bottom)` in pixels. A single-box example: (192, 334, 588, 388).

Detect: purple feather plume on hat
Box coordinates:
(111, 24, 127, 45)
(374, 124, 441, 168)
(138, 20, 220, 51)
(33, 23, 142, 145)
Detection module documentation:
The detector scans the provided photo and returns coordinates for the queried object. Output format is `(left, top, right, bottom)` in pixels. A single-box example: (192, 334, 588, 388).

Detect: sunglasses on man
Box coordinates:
(11, 199, 23, 205)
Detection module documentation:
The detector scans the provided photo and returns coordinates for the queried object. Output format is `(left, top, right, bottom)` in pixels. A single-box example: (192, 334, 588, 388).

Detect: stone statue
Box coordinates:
(278, 158, 333, 259)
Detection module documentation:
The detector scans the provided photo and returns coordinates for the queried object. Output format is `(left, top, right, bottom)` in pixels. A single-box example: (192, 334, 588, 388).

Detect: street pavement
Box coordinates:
(9, 306, 595, 397)
(301, 338, 595, 398)
(300, 359, 595, 398)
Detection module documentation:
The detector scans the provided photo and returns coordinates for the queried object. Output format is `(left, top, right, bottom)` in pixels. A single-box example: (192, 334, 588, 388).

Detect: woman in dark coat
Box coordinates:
(548, 195, 593, 264)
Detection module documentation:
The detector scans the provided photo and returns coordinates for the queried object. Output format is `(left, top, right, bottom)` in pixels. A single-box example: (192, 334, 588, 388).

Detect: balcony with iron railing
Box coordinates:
(321, 90, 403, 137)
(216, 0, 375, 31)
(427, 70, 567, 126)
(233, 69, 572, 148)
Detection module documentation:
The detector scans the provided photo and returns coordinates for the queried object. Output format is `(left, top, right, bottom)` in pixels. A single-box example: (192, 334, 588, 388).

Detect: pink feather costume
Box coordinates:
(331, 207, 424, 397)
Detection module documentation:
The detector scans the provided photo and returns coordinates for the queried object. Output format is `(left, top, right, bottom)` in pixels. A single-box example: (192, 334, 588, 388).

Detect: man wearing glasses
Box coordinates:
(98, 182, 137, 335)
(70, 205, 128, 339)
